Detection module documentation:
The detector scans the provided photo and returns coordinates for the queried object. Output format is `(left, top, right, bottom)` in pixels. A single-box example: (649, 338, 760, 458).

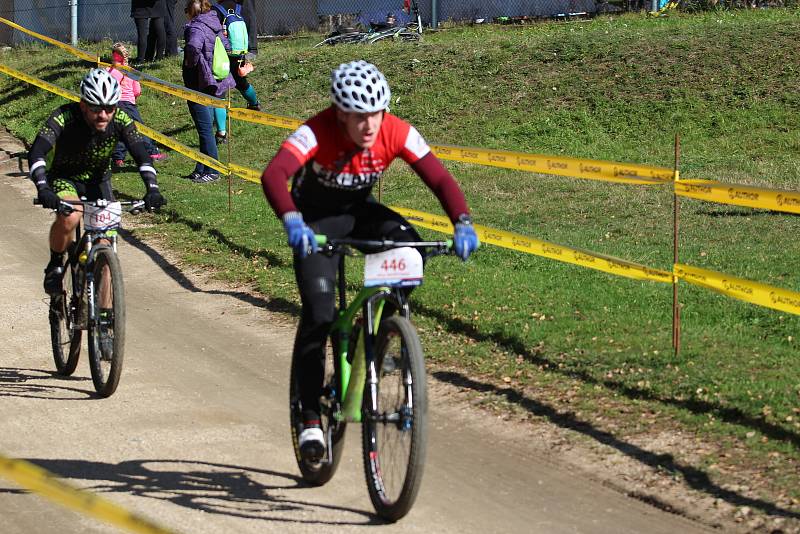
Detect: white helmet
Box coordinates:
(80, 68, 121, 106)
(330, 60, 391, 113)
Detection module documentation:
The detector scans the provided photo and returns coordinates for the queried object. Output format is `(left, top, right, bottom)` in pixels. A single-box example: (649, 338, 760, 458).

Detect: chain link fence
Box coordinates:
(0, 0, 604, 46)
(1, 0, 794, 45)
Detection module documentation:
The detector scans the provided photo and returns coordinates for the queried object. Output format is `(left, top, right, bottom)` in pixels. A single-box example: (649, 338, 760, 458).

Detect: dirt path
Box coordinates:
(0, 130, 725, 533)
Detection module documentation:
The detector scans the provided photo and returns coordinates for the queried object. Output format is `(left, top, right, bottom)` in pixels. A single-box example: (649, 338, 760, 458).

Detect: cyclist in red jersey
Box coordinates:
(261, 60, 478, 461)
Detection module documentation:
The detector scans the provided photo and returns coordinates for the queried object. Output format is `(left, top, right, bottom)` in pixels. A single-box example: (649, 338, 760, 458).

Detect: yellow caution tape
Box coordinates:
(0, 19, 684, 190)
(93, 60, 225, 108)
(140, 79, 225, 108)
(675, 263, 800, 316)
(0, 16, 222, 110)
(4, 19, 800, 313)
(0, 63, 79, 103)
(0, 64, 227, 176)
(137, 123, 228, 175)
(392, 207, 673, 284)
(675, 179, 800, 215)
(0, 454, 176, 534)
(0, 17, 96, 62)
(229, 162, 262, 184)
(229, 107, 303, 129)
(429, 144, 674, 185)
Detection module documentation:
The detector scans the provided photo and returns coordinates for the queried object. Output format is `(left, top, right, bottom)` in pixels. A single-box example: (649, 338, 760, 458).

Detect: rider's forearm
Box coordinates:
(128, 136, 153, 168)
(125, 134, 157, 188)
(27, 135, 53, 188)
(261, 148, 302, 217)
(411, 153, 470, 223)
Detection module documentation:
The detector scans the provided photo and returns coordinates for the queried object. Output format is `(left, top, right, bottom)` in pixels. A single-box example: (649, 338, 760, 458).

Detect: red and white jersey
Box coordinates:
(281, 106, 431, 211)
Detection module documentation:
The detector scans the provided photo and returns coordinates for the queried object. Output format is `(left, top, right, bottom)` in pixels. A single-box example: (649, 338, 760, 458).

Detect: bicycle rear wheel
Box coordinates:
(49, 260, 81, 375)
(362, 315, 427, 521)
(289, 336, 346, 485)
(87, 247, 125, 397)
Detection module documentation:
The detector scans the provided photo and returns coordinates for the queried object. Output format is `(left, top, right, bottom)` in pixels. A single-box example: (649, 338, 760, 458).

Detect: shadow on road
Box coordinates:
(104, 196, 798, 521)
(13, 458, 382, 525)
(0, 367, 94, 400)
(119, 226, 300, 318)
(433, 369, 800, 522)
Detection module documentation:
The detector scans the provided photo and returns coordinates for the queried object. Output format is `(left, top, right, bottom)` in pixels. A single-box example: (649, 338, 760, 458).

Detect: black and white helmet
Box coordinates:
(79, 68, 121, 106)
(330, 60, 391, 113)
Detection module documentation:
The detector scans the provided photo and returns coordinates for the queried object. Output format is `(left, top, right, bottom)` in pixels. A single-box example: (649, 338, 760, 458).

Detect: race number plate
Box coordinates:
(364, 247, 424, 288)
(83, 202, 122, 231)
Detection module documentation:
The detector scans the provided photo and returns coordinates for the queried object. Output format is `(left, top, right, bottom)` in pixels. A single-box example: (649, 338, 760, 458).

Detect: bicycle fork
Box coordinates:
(363, 292, 401, 424)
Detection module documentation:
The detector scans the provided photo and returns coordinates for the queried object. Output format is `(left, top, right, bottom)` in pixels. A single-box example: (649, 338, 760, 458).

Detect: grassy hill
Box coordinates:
(1, 8, 799, 525)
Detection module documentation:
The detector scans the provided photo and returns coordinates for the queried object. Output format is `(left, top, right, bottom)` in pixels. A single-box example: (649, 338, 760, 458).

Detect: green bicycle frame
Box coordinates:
(318, 234, 435, 424)
(331, 284, 389, 423)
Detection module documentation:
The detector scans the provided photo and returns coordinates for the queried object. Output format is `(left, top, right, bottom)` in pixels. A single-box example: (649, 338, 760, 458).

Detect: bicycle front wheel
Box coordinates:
(362, 315, 427, 521)
(49, 261, 81, 375)
(87, 247, 125, 397)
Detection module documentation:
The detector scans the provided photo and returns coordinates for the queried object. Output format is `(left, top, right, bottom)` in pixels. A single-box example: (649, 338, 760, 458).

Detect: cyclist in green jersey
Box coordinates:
(27, 68, 166, 295)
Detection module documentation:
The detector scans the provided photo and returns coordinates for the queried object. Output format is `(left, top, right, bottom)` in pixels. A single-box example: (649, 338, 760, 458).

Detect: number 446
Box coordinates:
(381, 258, 406, 271)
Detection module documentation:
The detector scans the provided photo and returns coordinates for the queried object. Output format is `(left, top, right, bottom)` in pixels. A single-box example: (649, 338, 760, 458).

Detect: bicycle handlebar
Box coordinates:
(34, 198, 148, 215)
(315, 235, 453, 256)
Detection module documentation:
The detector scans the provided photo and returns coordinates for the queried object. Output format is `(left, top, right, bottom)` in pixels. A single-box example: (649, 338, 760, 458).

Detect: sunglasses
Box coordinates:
(87, 104, 117, 114)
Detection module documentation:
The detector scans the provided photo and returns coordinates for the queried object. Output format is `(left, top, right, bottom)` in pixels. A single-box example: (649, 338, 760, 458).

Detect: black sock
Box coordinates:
(48, 249, 65, 267)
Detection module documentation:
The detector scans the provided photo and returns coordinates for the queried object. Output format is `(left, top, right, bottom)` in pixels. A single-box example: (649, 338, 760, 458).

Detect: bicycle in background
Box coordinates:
(37, 198, 145, 397)
(315, 0, 423, 47)
(289, 236, 453, 521)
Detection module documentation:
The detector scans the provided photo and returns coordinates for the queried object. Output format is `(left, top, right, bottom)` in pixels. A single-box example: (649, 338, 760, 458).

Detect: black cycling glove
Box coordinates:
(37, 185, 61, 210)
(30, 160, 60, 210)
(143, 183, 166, 211)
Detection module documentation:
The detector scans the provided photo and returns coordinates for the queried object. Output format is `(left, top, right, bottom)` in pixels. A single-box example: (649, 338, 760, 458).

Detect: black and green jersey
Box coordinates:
(28, 102, 153, 185)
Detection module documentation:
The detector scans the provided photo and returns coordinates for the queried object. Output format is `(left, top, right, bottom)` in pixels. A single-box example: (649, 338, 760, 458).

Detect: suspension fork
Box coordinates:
(86, 233, 118, 328)
(363, 290, 405, 420)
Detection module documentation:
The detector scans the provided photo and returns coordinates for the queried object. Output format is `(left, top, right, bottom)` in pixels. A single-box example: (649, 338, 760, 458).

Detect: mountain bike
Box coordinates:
(289, 236, 451, 521)
(36, 198, 145, 397)
(314, 0, 422, 47)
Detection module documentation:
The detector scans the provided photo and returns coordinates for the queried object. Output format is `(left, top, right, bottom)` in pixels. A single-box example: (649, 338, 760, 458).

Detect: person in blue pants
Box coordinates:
(211, 0, 261, 145)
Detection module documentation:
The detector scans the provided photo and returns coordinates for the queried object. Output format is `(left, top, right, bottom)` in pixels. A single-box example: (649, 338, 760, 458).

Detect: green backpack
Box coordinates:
(211, 35, 230, 81)
(213, 3, 249, 55)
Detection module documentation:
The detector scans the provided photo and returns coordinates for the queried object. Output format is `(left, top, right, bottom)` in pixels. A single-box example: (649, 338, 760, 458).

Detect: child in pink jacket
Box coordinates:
(108, 42, 166, 167)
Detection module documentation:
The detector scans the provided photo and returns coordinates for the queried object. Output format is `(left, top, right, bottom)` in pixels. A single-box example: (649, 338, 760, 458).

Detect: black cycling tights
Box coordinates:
(293, 202, 421, 421)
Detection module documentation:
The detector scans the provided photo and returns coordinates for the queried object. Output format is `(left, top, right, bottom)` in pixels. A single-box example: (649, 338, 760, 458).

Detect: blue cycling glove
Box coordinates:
(283, 211, 318, 258)
(453, 214, 479, 261)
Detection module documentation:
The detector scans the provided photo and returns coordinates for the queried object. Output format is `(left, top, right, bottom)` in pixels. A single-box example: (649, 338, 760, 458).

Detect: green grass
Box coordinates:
(1, 8, 799, 517)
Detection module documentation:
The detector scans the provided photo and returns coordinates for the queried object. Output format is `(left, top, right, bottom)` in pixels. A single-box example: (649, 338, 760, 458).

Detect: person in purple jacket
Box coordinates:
(182, 0, 235, 183)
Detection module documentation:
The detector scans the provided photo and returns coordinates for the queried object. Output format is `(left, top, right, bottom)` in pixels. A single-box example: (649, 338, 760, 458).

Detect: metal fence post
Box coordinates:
(431, 0, 438, 29)
(672, 133, 681, 356)
(70, 0, 78, 46)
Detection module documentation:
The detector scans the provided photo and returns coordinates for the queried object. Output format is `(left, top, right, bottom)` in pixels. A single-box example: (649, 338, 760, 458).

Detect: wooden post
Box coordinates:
(672, 133, 681, 356)
(226, 90, 232, 213)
